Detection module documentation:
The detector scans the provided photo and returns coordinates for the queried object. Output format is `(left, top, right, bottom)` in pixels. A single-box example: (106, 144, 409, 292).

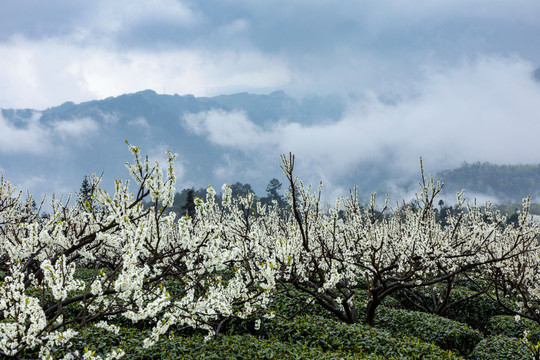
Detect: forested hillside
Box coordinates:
(438, 162, 540, 202)
(3, 89, 540, 207)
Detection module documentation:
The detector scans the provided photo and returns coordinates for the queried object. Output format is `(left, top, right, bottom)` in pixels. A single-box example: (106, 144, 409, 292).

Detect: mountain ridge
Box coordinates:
(0, 90, 347, 200)
(1, 89, 539, 205)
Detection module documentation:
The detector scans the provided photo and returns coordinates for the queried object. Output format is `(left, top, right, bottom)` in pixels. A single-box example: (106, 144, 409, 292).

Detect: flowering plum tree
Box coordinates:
(486, 200, 540, 323)
(1, 146, 539, 359)
(276, 155, 540, 326)
(0, 145, 277, 359)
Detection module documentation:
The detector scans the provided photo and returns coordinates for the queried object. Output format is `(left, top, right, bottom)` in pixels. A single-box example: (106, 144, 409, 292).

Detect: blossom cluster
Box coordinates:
(1, 147, 539, 358)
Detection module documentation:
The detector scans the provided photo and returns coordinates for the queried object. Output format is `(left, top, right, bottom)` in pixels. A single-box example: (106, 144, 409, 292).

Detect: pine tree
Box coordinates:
(78, 175, 93, 210)
(181, 188, 196, 218)
(266, 178, 284, 206)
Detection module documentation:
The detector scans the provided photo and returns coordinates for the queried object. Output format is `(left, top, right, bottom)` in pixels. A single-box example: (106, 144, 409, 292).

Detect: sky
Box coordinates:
(1, 0, 539, 109)
(1, 0, 540, 201)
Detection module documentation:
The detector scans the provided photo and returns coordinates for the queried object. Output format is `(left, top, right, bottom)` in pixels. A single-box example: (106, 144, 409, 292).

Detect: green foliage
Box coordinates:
(181, 188, 196, 218)
(443, 287, 511, 330)
(266, 286, 336, 319)
(78, 175, 93, 209)
(246, 286, 399, 327)
(262, 178, 285, 207)
(438, 162, 540, 202)
(161, 334, 376, 360)
(44, 324, 384, 359)
(390, 284, 509, 331)
(471, 336, 532, 360)
(353, 288, 402, 320)
(375, 307, 483, 355)
(167, 182, 258, 216)
(261, 315, 462, 359)
(167, 187, 210, 216)
(18, 272, 533, 359)
(31, 312, 466, 359)
(73, 267, 101, 283)
(487, 315, 540, 342)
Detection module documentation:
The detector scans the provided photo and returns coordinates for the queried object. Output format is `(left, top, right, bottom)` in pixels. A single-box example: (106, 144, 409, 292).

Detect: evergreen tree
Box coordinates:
(230, 182, 254, 198)
(266, 178, 284, 206)
(181, 188, 196, 218)
(78, 175, 93, 209)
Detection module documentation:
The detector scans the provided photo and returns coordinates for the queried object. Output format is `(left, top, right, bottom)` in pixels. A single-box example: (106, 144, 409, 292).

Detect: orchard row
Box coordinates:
(1, 145, 539, 359)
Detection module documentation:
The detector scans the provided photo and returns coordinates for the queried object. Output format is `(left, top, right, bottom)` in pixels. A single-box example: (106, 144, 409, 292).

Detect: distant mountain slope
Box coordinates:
(0, 90, 346, 200)
(3, 89, 345, 126)
(437, 162, 540, 202)
(208, 90, 345, 125)
(2, 89, 540, 205)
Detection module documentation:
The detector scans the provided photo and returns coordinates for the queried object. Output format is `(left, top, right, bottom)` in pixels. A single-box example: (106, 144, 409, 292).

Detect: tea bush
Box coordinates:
(262, 315, 462, 359)
(471, 335, 531, 360)
(375, 307, 483, 355)
(487, 315, 540, 342)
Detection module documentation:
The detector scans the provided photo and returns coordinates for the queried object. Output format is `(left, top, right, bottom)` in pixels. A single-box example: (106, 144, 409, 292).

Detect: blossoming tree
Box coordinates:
(1, 146, 539, 359)
(0, 145, 277, 359)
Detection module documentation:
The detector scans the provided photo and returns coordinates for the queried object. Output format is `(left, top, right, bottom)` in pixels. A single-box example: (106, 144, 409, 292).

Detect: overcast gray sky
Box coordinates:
(1, 0, 539, 109)
(1, 0, 540, 200)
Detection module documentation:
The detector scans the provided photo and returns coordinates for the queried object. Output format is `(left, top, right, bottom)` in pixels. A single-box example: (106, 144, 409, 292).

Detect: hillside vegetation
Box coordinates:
(438, 162, 540, 203)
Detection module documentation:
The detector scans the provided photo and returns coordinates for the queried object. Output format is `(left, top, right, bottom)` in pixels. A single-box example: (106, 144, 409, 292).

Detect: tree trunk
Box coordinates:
(365, 293, 380, 327)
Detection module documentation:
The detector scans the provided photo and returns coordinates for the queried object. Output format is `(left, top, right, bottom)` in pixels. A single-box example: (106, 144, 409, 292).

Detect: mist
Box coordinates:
(182, 56, 540, 202)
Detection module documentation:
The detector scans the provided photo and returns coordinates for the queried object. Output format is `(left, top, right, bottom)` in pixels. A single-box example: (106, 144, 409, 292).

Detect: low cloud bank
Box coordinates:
(183, 56, 540, 200)
(0, 113, 100, 155)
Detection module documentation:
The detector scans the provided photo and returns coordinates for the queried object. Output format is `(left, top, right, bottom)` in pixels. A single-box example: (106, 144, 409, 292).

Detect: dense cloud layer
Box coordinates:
(1, 1, 540, 108)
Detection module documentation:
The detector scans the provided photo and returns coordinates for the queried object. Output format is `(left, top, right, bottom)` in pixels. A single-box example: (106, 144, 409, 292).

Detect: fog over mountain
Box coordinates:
(2, 69, 540, 205)
(1, 90, 349, 201)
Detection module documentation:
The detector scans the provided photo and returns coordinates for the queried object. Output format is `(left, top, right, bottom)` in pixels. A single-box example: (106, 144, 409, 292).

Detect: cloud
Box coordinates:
(0, 112, 101, 155)
(0, 0, 199, 44)
(95, 0, 198, 31)
(52, 117, 99, 138)
(3, 1, 540, 46)
(145, 144, 184, 184)
(2, 0, 540, 203)
(0, 112, 52, 154)
(2, 1, 540, 109)
(182, 56, 540, 194)
(0, 1, 93, 41)
(0, 38, 291, 109)
(127, 116, 150, 128)
(183, 109, 273, 148)
(14, 175, 48, 195)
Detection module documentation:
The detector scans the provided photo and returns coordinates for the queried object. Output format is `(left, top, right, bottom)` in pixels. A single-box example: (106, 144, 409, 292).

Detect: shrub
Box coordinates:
(392, 285, 512, 331)
(354, 288, 401, 309)
(73, 267, 100, 283)
(268, 286, 337, 319)
(262, 314, 462, 359)
(47, 325, 385, 360)
(487, 315, 540, 343)
(375, 307, 483, 355)
(471, 335, 532, 360)
(443, 287, 511, 330)
(264, 287, 401, 325)
(145, 334, 385, 360)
